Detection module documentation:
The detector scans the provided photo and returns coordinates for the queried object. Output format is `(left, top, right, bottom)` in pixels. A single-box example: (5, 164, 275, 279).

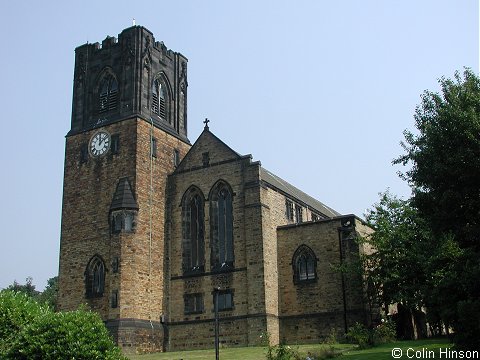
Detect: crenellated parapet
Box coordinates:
(70, 26, 188, 142)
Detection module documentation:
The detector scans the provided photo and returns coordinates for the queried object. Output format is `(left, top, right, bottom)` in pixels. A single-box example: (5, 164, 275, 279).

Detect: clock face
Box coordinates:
(89, 131, 110, 157)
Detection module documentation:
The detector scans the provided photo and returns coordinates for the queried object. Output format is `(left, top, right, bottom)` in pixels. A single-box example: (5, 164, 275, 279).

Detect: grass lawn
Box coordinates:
(128, 338, 451, 360)
(128, 344, 353, 360)
(341, 338, 451, 360)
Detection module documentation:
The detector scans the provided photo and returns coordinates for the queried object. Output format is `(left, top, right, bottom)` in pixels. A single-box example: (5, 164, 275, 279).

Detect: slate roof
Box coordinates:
(176, 126, 340, 218)
(110, 178, 139, 210)
(260, 167, 340, 218)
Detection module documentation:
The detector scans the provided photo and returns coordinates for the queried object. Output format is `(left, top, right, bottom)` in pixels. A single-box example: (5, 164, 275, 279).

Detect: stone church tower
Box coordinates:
(58, 26, 191, 351)
(59, 26, 374, 354)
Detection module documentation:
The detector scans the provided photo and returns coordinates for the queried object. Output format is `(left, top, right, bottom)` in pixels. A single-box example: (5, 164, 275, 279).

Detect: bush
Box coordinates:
(7, 308, 126, 360)
(266, 343, 301, 360)
(346, 321, 396, 349)
(315, 328, 340, 359)
(0, 290, 47, 356)
(305, 347, 339, 360)
(372, 320, 396, 345)
(1, 290, 125, 360)
(346, 323, 370, 349)
(259, 331, 271, 346)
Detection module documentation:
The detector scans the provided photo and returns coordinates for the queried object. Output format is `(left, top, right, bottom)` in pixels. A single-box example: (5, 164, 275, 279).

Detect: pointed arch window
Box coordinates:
(152, 79, 167, 120)
(85, 256, 105, 298)
(98, 75, 118, 113)
(182, 187, 205, 274)
(210, 182, 234, 271)
(292, 245, 317, 284)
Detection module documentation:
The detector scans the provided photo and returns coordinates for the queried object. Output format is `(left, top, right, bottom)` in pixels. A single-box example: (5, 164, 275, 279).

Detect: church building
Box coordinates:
(57, 26, 372, 354)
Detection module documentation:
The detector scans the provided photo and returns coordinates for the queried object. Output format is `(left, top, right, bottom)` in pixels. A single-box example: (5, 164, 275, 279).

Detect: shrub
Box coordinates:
(315, 328, 340, 359)
(1, 290, 125, 360)
(259, 331, 271, 346)
(372, 320, 396, 345)
(0, 290, 47, 356)
(7, 308, 126, 360)
(346, 322, 370, 349)
(266, 343, 301, 360)
(305, 347, 339, 360)
(346, 321, 396, 349)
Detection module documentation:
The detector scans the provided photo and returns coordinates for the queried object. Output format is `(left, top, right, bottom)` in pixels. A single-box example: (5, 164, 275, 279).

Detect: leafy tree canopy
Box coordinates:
(6, 277, 39, 298)
(5, 276, 58, 309)
(395, 68, 480, 250)
(363, 191, 430, 311)
(394, 69, 480, 349)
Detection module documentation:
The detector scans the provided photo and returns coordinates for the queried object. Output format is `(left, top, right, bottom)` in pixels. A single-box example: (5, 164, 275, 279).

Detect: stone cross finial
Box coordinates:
(204, 118, 210, 129)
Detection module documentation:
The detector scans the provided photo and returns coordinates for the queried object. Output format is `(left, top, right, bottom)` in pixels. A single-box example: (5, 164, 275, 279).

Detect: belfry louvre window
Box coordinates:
(85, 255, 105, 298)
(152, 79, 166, 120)
(292, 245, 317, 284)
(98, 75, 118, 113)
(182, 187, 205, 274)
(210, 181, 234, 271)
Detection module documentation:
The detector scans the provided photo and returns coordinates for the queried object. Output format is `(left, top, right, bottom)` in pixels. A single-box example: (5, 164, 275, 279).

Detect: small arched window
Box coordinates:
(152, 79, 167, 120)
(98, 75, 118, 113)
(292, 245, 317, 284)
(182, 187, 205, 274)
(85, 255, 105, 298)
(210, 181, 234, 271)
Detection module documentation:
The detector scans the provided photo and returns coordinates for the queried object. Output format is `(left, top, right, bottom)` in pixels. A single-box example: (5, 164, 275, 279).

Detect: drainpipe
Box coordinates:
(338, 228, 348, 334)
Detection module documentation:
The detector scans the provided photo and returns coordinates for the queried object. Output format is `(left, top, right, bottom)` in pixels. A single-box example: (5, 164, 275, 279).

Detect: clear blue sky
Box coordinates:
(0, 1, 477, 290)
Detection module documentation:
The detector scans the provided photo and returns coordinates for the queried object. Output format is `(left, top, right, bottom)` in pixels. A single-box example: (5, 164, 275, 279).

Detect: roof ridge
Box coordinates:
(260, 167, 340, 218)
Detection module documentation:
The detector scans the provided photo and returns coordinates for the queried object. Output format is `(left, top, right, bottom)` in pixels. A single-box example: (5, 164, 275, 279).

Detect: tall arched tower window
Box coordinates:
(85, 255, 105, 298)
(182, 187, 205, 274)
(292, 245, 317, 284)
(152, 79, 167, 120)
(210, 181, 234, 271)
(98, 74, 118, 113)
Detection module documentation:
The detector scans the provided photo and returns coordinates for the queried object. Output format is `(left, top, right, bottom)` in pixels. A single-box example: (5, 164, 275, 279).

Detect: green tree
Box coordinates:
(362, 191, 430, 338)
(37, 276, 58, 309)
(5, 276, 58, 309)
(396, 69, 480, 250)
(395, 69, 480, 349)
(6, 277, 39, 298)
(363, 192, 427, 309)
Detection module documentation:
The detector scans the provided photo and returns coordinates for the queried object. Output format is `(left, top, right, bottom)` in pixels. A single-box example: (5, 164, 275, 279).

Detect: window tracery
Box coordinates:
(85, 255, 105, 298)
(182, 187, 205, 274)
(292, 245, 317, 284)
(210, 181, 234, 271)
